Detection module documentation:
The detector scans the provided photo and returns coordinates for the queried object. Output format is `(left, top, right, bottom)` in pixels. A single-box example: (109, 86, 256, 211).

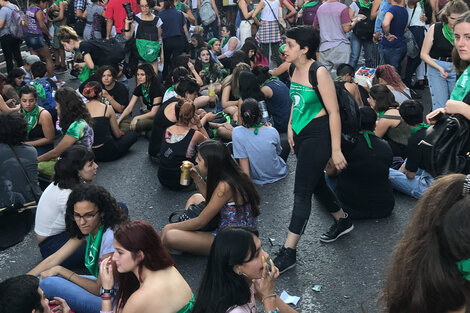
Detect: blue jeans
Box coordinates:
(25, 33, 47, 51)
(389, 168, 434, 199)
(38, 231, 86, 270)
(427, 59, 456, 110)
(40, 275, 101, 313)
(382, 45, 406, 74)
(349, 32, 375, 68)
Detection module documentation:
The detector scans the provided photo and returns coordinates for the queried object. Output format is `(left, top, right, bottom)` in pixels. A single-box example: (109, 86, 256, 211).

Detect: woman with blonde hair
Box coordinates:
(220, 62, 251, 122)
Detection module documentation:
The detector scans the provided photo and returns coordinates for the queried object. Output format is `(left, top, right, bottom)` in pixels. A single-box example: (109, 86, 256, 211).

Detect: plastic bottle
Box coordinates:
(258, 100, 269, 124)
(208, 80, 216, 108)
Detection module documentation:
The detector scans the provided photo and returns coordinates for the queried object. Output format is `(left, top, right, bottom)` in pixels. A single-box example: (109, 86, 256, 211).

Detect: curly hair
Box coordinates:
(53, 145, 95, 189)
(375, 65, 407, 91)
(65, 184, 129, 239)
(55, 87, 93, 131)
(0, 111, 28, 145)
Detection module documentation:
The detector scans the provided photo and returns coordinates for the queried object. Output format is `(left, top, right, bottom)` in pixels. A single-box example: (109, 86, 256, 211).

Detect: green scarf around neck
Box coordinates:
(443, 23, 454, 46)
(410, 122, 429, 135)
(85, 225, 105, 277)
(141, 84, 151, 104)
(377, 111, 385, 119)
(302, 0, 318, 9)
(359, 0, 371, 9)
(359, 130, 375, 149)
(261, 76, 279, 87)
(252, 122, 265, 135)
(22, 104, 39, 135)
(222, 36, 230, 48)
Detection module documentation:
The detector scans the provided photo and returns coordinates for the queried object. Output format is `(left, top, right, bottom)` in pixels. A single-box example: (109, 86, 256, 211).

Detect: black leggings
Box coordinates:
(0, 35, 23, 74)
(288, 115, 341, 235)
(92, 131, 139, 162)
(162, 35, 186, 81)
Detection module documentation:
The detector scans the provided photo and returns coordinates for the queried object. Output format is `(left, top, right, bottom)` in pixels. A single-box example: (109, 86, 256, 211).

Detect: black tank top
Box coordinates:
(92, 105, 113, 146)
(28, 109, 45, 139)
(149, 97, 177, 156)
(429, 22, 454, 59)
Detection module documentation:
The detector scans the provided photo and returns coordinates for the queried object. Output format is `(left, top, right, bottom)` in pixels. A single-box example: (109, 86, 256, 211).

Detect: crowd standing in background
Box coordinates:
(1, 0, 470, 311)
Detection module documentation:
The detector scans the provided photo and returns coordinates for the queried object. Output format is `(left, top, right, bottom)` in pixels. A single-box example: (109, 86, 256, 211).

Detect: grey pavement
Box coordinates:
(0, 71, 429, 313)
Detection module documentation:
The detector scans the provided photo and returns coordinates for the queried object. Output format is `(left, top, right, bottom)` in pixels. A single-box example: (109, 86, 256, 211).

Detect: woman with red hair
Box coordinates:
(99, 220, 194, 313)
(375, 65, 411, 104)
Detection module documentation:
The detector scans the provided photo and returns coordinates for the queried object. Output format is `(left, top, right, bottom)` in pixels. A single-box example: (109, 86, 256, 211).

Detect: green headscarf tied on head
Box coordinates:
(207, 38, 219, 49)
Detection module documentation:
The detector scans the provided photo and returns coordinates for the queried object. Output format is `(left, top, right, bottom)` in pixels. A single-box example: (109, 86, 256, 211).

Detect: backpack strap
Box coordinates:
(288, 63, 295, 77)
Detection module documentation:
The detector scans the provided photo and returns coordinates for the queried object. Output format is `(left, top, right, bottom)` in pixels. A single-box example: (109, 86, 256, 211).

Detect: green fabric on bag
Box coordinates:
(451, 66, 470, 102)
(38, 158, 58, 177)
(78, 65, 98, 83)
(136, 39, 161, 63)
(31, 81, 46, 100)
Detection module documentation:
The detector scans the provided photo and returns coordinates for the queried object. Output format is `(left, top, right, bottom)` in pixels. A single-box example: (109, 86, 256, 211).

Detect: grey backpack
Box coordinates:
(199, 0, 216, 26)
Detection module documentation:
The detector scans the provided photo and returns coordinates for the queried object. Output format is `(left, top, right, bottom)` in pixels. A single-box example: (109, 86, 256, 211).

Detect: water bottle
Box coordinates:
(208, 80, 216, 108)
(258, 100, 269, 124)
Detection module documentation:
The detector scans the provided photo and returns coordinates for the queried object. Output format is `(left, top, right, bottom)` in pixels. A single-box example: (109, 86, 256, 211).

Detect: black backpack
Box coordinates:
(86, 38, 125, 69)
(353, 1, 374, 41)
(289, 63, 361, 151)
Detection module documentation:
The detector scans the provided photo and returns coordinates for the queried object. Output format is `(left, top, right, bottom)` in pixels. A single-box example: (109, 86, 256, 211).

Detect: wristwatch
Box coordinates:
(100, 287, 115, 296)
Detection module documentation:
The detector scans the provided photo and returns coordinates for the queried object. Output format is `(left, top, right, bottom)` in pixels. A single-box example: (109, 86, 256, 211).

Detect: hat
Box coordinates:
(25, 55, 40, 65)
(207, 38, 219, 48)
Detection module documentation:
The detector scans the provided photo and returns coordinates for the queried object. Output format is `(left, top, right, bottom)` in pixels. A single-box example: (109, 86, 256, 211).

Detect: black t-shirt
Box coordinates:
(133, 82, 163, 111)
(405, 127, 427, 173)
(336, 135, 395, 216)
(79, 41, 108, 68)
(106, 81, 129, 108)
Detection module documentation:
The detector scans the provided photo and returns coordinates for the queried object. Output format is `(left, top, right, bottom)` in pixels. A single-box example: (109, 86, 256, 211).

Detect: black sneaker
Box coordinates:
(273, 246, 296, 274)
(320, 214, 354, 243)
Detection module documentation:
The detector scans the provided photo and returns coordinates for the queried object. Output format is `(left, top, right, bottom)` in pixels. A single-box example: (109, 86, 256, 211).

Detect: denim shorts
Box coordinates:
(25, 33, 47, 51)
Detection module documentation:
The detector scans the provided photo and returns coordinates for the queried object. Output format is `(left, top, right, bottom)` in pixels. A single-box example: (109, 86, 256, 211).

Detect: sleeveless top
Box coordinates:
(289, 81, 323, 135)
(239, 4, 253, 20)
(265, 79, 291, 133)
(213, 202, 257, 236)
(92, 105, 113, 146)
(26, 7, 42, 34)
(429, 22, 454, 60)
(382, 114, 410, 146)
(28, 109, 45, 140)
(260, 0, 279, 21)
(150, 97, 177, 156)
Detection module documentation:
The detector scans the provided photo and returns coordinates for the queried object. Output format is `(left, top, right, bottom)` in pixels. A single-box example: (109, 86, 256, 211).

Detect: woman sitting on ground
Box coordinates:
(194, 47, 224, 89)
(192, 226, 298, 313)
(4, 67, 25, 101)
(34, 145, 97, 269)
(163, 66, 190, 102)
(233, 98, 287, 185)
(83, 81, 139, 162)
(161, 140, 260, 255)
(38, 87, 94, 170)
(382, 173, 470, 313)
(28, 184, 128, 313)
(117, 63, 163, 134)
(20, 85, 54, 156)
(369, 84, 410, 158)
(158, 100, 207, 190)
(375, 64, 412, 104)
(221, 62, 251, 123)
(0, 73, 20, 113)
(99, 220, 194, 313)
(326, 106, 394, 219)
(218, 25, 242, 70)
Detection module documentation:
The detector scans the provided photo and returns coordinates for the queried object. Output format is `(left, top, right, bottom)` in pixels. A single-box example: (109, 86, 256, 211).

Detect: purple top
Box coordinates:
(314, 1, 351, 52)
(26, 7, 42, 34)
(212, 202, 258, 236)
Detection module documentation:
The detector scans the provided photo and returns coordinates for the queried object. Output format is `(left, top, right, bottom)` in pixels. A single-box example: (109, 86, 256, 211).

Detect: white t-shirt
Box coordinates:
(34, 183, 72, 237)
(407, 2, 425, 27)
(92, 227, 115, 261)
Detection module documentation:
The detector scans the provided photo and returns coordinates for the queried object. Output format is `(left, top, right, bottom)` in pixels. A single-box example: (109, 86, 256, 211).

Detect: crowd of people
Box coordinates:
(1, 0, 470, 310)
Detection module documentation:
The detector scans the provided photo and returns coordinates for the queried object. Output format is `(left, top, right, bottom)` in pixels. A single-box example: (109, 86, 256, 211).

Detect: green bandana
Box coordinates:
(358, 0, 371, 9)
(252, 122, 265, 135)
(31, 81, 46, 101)
(359, 130, 375, 149)
(457, 258, 470, 281)
(22, 104, 39, 135)
(135, 39, 161, 63)
(450, 66, 470, 102)
(207, 38, 219, 49)
(85, 225, 104, 277)
(141, 84, 151, 104)
(301, 0, 318, 9)
(202, 63, 210, 73)
(78, 65, 98, 83)
(261, 76, 279, 87)
(410, 122, 429, 135)
(377, 111, 385, 119)
(176, 0, 182, 10)
(443, 23, 454, 46)
(222, 36, 230, 48)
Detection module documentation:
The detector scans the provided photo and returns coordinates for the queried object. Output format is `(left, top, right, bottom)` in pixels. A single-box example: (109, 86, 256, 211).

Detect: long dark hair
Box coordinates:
(192, 227, 259, 313)
(114, 220, 175, 310)
(137, 63, 159, 89)
(198, 140, 260, 215)
(55, 87, 93, 131)
(65, 184, 128, 239)
(6, 68, 25, 86)
(369, 84, 399, 113)
(382, 174, 470, 313)
(195, 47, 219, 77)
(239, 72, 265, 101)
(52, 145, 95, 189)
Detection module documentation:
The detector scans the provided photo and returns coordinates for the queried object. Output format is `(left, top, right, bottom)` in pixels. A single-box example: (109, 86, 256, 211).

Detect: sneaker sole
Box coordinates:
(319, 224, 354, 243)
(278, 262, 296, 274)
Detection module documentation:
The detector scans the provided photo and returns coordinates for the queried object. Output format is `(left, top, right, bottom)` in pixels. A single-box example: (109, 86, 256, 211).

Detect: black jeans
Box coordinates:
(404, 26, 426, 87)
(0, 34, 23, 74)
(92, 131, 139, 162)
(288, 116, 342, 235)
(39, 232, 86, 270)
(162, 35, 186, 81)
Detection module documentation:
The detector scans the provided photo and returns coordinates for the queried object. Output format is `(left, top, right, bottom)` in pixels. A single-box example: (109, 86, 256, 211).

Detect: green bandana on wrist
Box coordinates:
(85, 225, 105, 277)
(359, 130, 375, 149)
(22, 104, 39, 135)
(443, 23, 454, 46)
(410, 122, 429, 135)
(457, 258, 470, 281)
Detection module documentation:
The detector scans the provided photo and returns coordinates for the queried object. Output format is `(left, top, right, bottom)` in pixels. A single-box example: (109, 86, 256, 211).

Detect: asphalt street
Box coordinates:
(0, 71, 427, 313)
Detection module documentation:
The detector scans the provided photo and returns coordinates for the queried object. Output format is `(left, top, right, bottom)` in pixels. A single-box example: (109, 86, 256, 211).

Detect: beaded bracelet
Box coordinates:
(265, 308, 280, 313)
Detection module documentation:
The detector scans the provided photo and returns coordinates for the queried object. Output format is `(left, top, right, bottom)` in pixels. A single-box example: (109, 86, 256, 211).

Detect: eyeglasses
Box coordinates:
(73, 210, 99, 221)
